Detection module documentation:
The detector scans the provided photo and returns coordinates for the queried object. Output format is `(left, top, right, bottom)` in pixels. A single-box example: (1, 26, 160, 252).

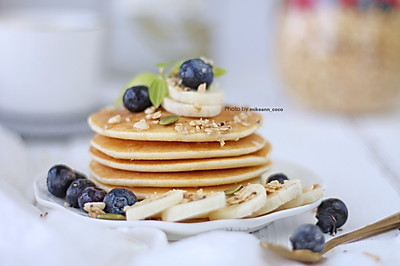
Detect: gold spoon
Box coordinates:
(261, 212, 400, 263)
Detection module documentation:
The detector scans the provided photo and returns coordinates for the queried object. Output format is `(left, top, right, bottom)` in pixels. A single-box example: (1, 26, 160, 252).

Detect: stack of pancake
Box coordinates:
(87, 106, 271, 199)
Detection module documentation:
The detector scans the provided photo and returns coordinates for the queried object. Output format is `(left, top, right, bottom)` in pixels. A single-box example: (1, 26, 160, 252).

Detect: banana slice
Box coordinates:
(278, 184, 323, 210)
(167, 84, 225, 105)
(275, 192, 303, 210)
(301, 184, 323, 205)
(252, 179, 302, 217)
(209, 184, 266, 220)
(162, 96, 222, 117)
(161, 191, 226, 222)
(125, 190, 184, 221)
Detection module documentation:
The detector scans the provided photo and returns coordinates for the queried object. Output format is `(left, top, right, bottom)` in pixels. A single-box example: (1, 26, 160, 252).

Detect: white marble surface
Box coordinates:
(1, 85, 399, 265)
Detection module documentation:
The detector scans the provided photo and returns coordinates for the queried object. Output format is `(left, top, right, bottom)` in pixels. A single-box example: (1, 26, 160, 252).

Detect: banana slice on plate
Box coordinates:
(162, 96, 222, 117)
(252, 179, 302, 217)
(167, 84, 225, 105)
(301, 184, 323, 205)
(209, 184, 266, 220)
(161, 191, 226, 222)
(125, 190, 184, 220)
(278, 183, 323, 210)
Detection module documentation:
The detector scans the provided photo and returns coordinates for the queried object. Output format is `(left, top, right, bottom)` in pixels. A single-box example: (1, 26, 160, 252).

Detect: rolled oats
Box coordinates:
(144, 106, 156, 114)
(197, 83, 206, 93)
(193, 103, 202, 111)
(219, 125, 232, 132)
(107, 114, 121, 124)
(152, 111, 162, 119)
(233, 115, 241, 123)
(219, 139, 225, 147)
(134, 119, 150, 130)
(174, 123, 188, 134)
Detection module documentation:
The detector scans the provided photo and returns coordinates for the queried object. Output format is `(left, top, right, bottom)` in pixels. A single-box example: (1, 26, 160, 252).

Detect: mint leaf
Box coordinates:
(114, 72, 158, 107)
(213, 67, 227, 78)
(149, 77, 168, 108)
(156, 62, 173, 76)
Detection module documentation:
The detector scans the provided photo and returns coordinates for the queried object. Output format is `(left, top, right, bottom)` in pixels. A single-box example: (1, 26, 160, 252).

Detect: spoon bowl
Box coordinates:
(261, 212, 400, 263)
(261, 242, 325, 263)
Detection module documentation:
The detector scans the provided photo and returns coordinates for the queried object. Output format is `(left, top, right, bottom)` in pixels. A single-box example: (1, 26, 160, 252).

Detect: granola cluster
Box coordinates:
(182, 191, 207, 203)
(101, 107, 255, 148)
(264, 180, 284, 194)
(83, 202, 106, 218)
(226, 189, 258, 206)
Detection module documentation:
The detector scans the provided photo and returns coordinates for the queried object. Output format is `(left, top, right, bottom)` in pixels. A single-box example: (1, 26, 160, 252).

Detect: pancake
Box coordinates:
(89, 142, 271, 172)
(88, 106, 263, 142)
(90, 133, 267, 160)
(89, 160, 272, 187)
(90, 176, 262, 199)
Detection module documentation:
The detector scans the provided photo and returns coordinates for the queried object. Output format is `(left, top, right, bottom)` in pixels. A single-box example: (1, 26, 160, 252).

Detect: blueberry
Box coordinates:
(78, 187, 107, 211)
(47, 164, 76, 197)
(66, 179, 96, 208)
(123, 85, 152, 113)
(289, 224, 325, 253)
(267, 173, 289, 184)
(103, 188, 137, 215)
(179, 58, 213, 90)
(316, 198, 348, 235)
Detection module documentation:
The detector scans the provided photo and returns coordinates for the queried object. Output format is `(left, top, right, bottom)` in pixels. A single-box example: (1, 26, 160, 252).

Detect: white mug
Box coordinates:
(0, 8, 104, 119)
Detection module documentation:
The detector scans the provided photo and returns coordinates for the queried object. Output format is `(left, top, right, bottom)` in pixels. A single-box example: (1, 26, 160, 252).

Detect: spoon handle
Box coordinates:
(323, 212, 400, 254)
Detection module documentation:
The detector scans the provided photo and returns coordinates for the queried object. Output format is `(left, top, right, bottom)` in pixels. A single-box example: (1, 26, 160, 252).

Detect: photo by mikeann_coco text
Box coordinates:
(225, 106, 284, 112)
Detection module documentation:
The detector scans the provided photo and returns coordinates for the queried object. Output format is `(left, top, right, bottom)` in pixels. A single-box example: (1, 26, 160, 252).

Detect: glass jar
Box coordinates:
(276, 0, 400, 113)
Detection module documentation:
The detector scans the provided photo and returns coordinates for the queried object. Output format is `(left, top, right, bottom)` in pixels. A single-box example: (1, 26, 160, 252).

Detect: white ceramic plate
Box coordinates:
(34, 159, 323, 240)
